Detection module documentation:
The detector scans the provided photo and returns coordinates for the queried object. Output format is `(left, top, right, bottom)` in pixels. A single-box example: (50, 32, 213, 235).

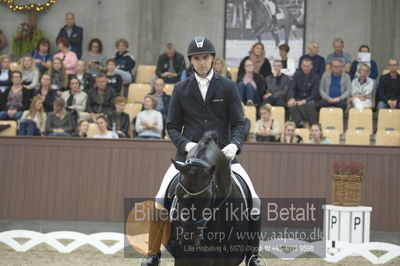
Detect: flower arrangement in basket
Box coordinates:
(12, 22, 46, 55)
(332, 161, 364, 206)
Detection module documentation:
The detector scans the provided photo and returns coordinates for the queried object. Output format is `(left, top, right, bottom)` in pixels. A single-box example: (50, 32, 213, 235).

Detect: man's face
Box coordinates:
(154, 79, 165, 93)
(309, 43, 319, 55)
(96, 77, 107, 90)
(12, 73, 22, 85)
(190, 54, 213, 77)
(333, 41, 343, 54)
(301, 61, 312, 75)
(65, 14, 75, 28)
(273, 61, 282, 73)
(332, 61, 342, 75)
(166, 48, 175, 59)
(388, 60, 399, 73)
(96, 119, 107, 131)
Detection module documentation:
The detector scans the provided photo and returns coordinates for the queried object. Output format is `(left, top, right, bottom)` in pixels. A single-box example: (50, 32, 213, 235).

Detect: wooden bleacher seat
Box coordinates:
(320, 107, 344, 134)
(227, 67, 238, 82)
(164, 83, 174, 95)
(295, 128, 310, 143)
(377, 109, 400, 132)
(323, 129, 340, 144)
(375, 130, 400, 146)
(124, 103, 143, 137)
(87, 123, 101, 138)
(127, 83, 152, 103)
(347, 108, 373, 134)
(135, 65, 156, 84)
(0, 121, 17, 136)
(271, 106, 285, 132)
(244, 105, 257, 134)
(345, 129, 370, 145)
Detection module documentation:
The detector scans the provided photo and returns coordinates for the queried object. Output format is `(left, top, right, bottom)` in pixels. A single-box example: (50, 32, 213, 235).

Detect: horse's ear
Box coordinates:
(171, 159, 186, 172)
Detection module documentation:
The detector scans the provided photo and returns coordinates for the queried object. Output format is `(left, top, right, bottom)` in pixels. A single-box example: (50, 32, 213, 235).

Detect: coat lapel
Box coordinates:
(189, 75, 205, 104)
(205, 73, 220, 104)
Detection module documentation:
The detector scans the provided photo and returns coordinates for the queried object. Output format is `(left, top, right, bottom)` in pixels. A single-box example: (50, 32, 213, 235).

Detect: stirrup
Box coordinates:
(141, 254, 160, 266)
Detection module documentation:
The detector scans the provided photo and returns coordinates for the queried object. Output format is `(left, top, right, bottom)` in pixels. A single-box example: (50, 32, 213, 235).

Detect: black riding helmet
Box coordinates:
(187, 36, 216, 59)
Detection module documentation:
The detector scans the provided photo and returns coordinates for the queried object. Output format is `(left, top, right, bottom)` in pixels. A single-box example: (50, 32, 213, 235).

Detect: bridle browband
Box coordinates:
(177, 158, 214, 196)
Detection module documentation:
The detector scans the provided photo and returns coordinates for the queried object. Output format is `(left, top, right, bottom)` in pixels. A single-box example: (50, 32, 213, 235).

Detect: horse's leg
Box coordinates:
(272, 31, 280, 46)
(284, 24, 290, 44)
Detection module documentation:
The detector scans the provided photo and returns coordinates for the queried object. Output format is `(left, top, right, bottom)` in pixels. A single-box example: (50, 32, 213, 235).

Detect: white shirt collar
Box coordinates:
(195, 69, 214, 83)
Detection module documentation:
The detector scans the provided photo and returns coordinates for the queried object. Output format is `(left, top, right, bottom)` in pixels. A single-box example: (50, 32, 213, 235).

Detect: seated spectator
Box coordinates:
(236, 58, 266, 106)
(93, 115, 118, 139)
(150, 78, 170, 126)
(30, 39, 52, 74)
(75, 60, 94, 92)
(0, 30, 7, 52)
(82, 38, 107, 77)
(156, 43, 186, 83)
(18, 96, 47, 136)
(45, 97, 74, 136)
(320, 59, 352, 110)
(263, 59, 289, 107)
(48, 57, 69, 94)
(278, 44, 296, 77)
(86, 73, 116, 121)
(19, 55, 39, 90)
(307, 123, 332, 144)
(114, 38, 135, 84)
(135, 95, 163, 139)
(238, 42, 272, 79)
(299, 41, 325, 79)
(180, 65, 194, 81)
(53, 37, 78, 75)
(0, 55, 12, 93)
(61, 76, 89, 122)
(350, 45, 378, 80)
(72, 119, 89, 138)
(34, 73, 58, 113)
(106, 59, 122, 95)
(351, 63, 374, 109)
(325, 38, 352, 73)
(276, 121, 303, 143)
(56, 12, 83, 59)
(376, 58, 400, 110)
(287, 58, 319, 128)
(253, 103, 280, 142)
(213, 57, 232, 80)
(107, 96, 129, 138)
(0, 71, 33, 121)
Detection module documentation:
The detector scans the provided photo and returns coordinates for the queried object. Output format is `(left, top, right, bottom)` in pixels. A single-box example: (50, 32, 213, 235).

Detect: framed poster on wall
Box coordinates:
(225, 0, 306, 67)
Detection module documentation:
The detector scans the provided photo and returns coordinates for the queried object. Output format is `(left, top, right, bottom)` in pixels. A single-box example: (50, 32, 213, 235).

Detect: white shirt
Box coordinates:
(195, 69, 214, 100)
(93, 131, 118, 139)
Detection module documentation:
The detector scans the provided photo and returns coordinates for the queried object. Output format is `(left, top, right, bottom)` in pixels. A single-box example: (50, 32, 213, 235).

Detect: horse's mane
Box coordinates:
(194, 131, 219, 157)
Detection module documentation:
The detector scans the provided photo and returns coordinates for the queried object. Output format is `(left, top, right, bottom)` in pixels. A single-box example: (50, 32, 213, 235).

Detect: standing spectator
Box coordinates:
(156, 43, 186, 83)
(19, 55, 40, 90)
(0, 71, 33, 121)
(351, 63, 374, 109)
(253, 103, 280, 142)
(350, 45, 378, 80)
(287, 58, 319, 128)
(107, 96, 130, 138)
(150, 78, 171, 127)
(106, 59, 122, 95)
(307, 123, 332, 144)
(298, 41, 325, 79)
(263, 59, 289, 107)
(114, 38, 135, 84)
(86, 73, 116, 121)
(34, 73, 58, 113)
(45, 97, 74, 136)
(325, 38, 352, 73)
(238, 42, 272, 79)
(213, 57, 232, 80)
(135, 95, 163, 139)
(278, 44, 296, 77)
(75, 60, 94, 92)
(53, 37, 78, 75)
(72, 119, 89, 137)
(48, 58, 69, 94)
(18, 96, 47, 136)
(0, 55, 12, 93)
(56, 12, 83, 59)
(61, 76, 89, 121)
(376, 58, 400, 110)
(93, 115, 118, 139)
(236, 58, 266, 106)
(0, 30, 7, 52)
(320, 59, 352, 110)
(276, 121, 303, 143)
(82, 38, 107, 77)
(30, 39, 52, 74)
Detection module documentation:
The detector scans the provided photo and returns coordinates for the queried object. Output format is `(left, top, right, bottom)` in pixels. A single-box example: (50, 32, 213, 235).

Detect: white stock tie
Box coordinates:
(198, 78, 209, 100)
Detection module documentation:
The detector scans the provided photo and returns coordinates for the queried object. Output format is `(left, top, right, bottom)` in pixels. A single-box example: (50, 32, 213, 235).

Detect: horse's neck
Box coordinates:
(214, 161, 233, 198)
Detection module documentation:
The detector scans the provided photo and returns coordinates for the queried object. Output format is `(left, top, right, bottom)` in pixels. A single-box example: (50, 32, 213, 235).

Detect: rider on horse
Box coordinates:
(141, 37, 261, 266)
(261, 0, 278, 26)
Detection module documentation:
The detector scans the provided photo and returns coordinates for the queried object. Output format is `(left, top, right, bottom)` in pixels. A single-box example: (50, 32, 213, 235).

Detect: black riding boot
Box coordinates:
(246, 214, 263, 266)
(141, 252, 161, 266)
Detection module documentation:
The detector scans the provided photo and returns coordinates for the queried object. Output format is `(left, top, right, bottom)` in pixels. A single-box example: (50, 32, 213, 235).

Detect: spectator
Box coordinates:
(107, 96, 130, 138)
(30, 39, 52, 74)
(72, 119, 89, 138)
(320, 58, 352, 110)
(351, 63, 374, 109)
(214, 57, 232, 80)
(93, 115, 118, 139)
(0, 71, 33, 121)
(18, 96, 47, 136)
(325, 38, 352, 73)
(238, 42, 272, 79)
(253, 103, 280, 142)
(114, 38, 135, 84)
(350, 45, 378, 80)
(236, 58, 266, 106)
(53, 37, 78, 75)
(106, 59, 122, 95)
(86, 73, 116, 121)
(278, 44, 296, 77)
(376, 58, 400, 110)
(156, 43, 186, 83)
(150, 78, 171, 127)
(287, 58, 319, 128)
(263, 59, 289, 107)
(75, 60, 94, 92)
(19, 55, 40, 90)
(48, 57, 69, 95)
(56, 12, 83, 59)
(82, 38, 107, 76)
(299, 41, 325, 79)
(34, 73, 58, 113)
(0, 55, 12, 93)
(180, 65, 194, 81)
(46, 97, 74, 136)
(0, 30, 7, 52)
(135, 95, 163, 139)
(61, 76, 89, 121)
(276, 121, 303, 143)
(307, 123, 332, 144)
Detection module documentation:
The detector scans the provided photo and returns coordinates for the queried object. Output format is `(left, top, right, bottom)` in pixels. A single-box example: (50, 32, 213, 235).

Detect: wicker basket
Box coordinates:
(332, 174, 363, 206)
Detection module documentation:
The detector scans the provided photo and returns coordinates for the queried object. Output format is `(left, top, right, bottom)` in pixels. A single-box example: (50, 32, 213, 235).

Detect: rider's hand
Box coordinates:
(185, 142, 197, 152)
(222, 144, 238, 160)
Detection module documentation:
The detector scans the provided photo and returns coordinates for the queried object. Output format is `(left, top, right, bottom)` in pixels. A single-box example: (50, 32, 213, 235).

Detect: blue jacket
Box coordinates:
(114, 51, 136, 72)
(350, 60, 378, 80)
(56, 24, 83, 59)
